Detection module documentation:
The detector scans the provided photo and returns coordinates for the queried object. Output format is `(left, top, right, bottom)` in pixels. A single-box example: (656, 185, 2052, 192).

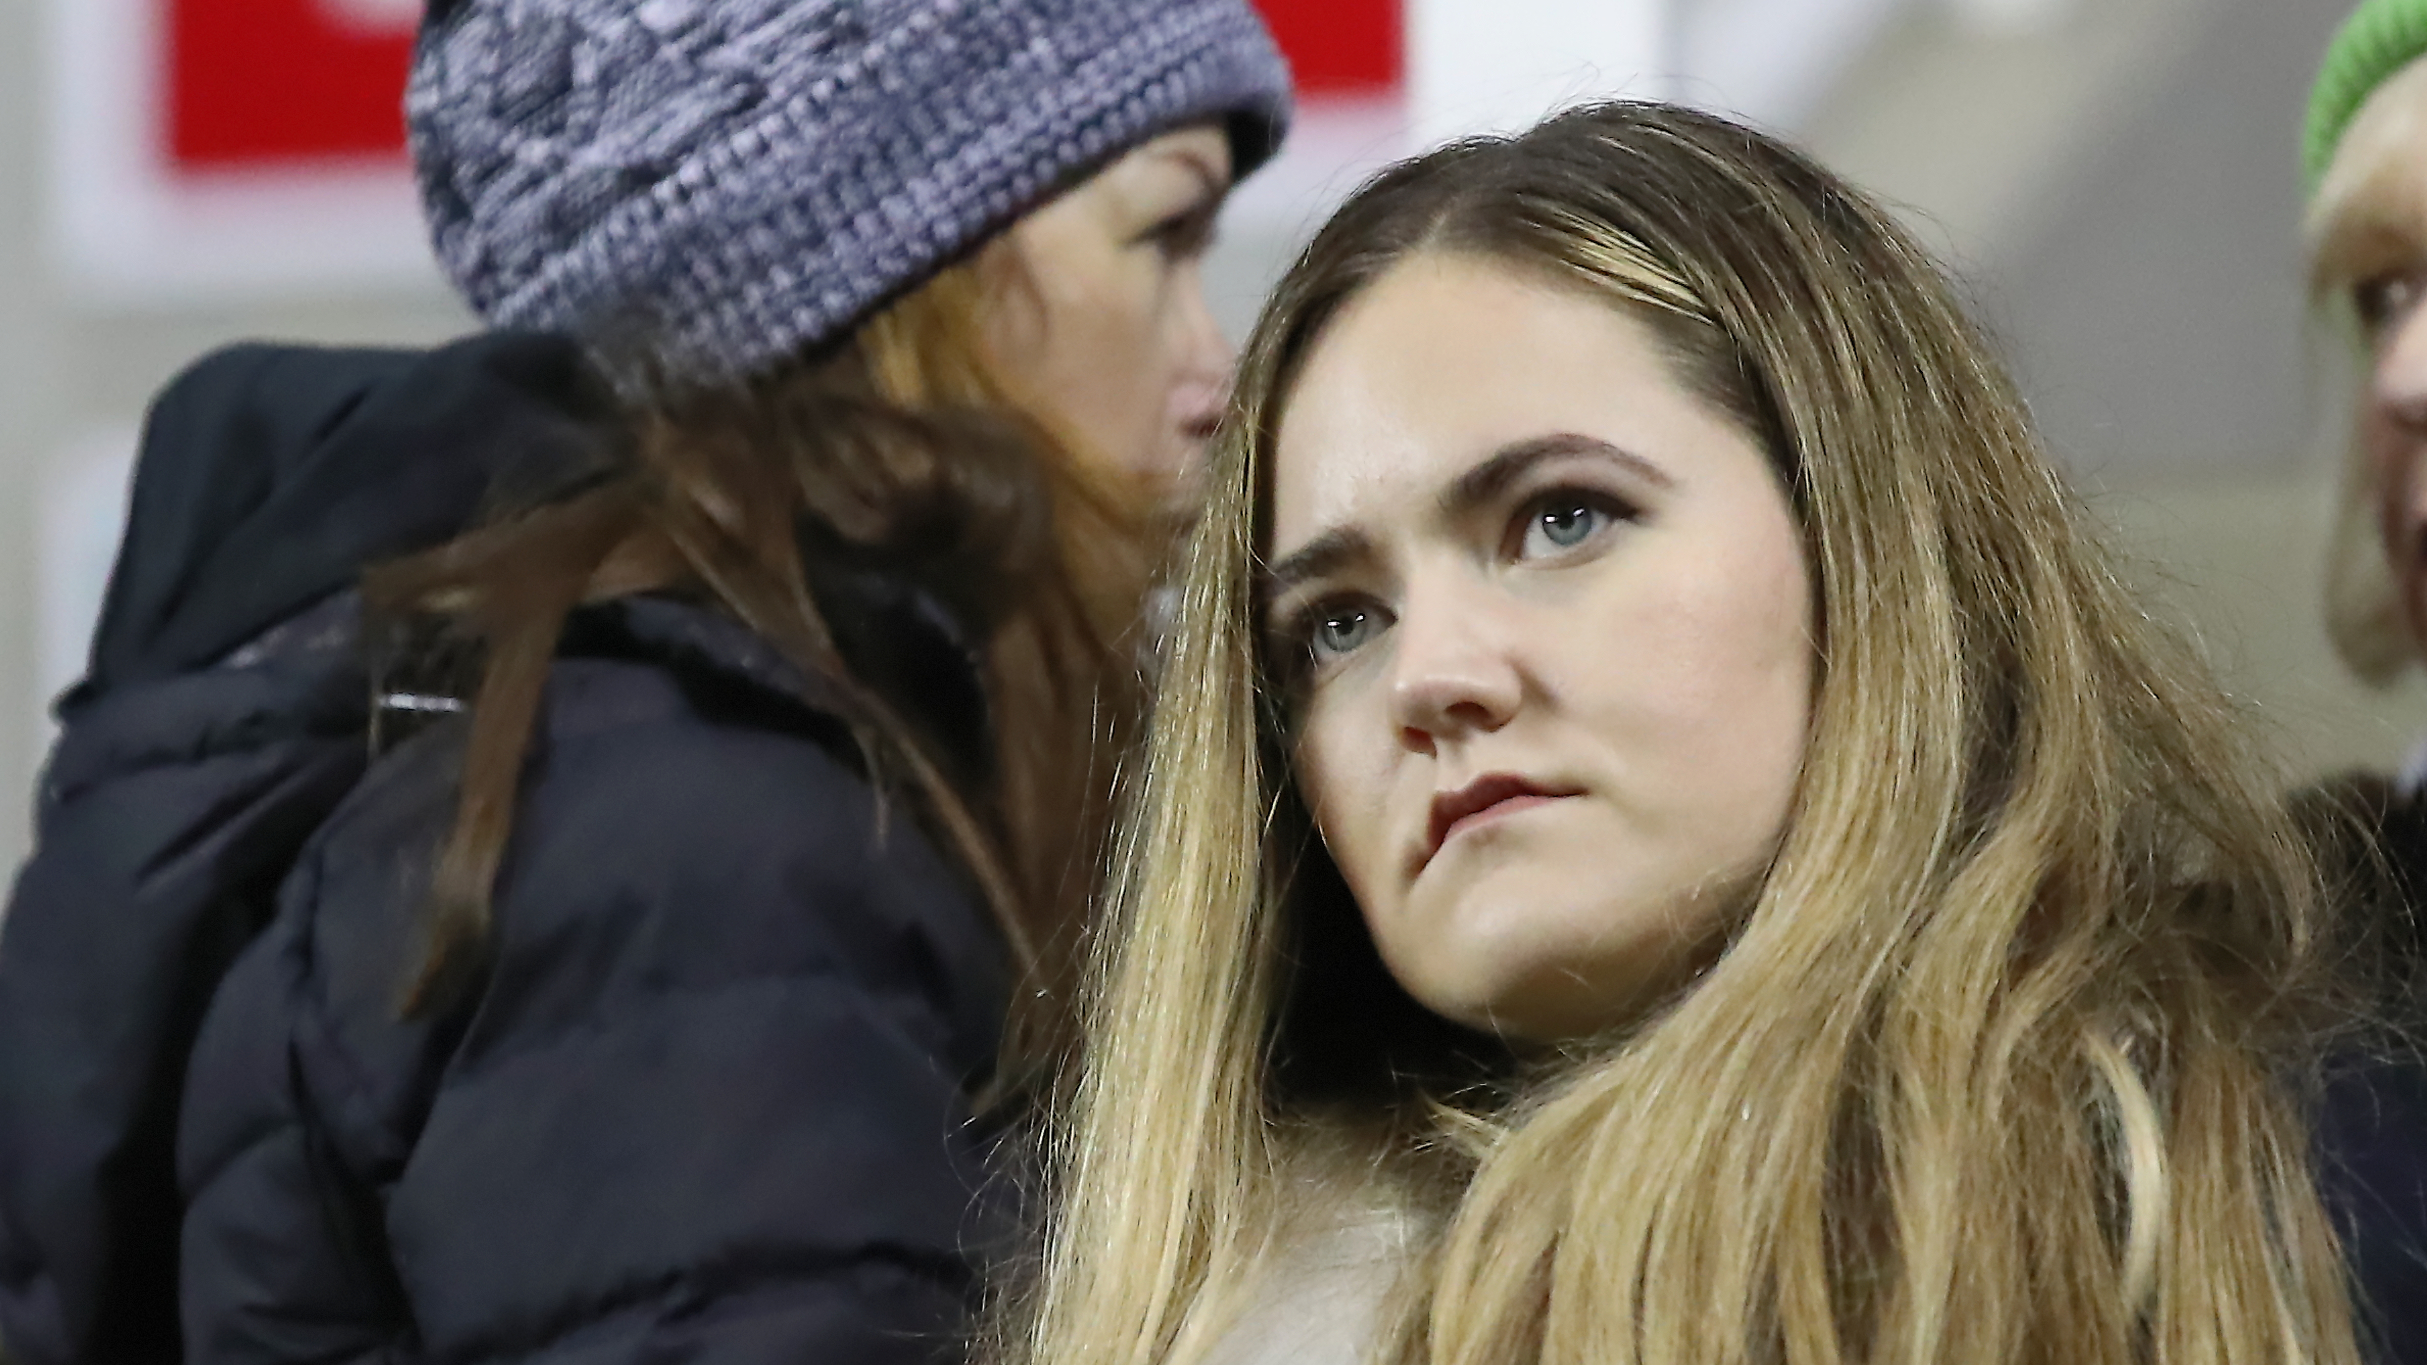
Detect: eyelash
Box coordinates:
(1150, 207, 1219, 260)
(1269, 484, 1638, 684)
(1509, 488, 1631, 560)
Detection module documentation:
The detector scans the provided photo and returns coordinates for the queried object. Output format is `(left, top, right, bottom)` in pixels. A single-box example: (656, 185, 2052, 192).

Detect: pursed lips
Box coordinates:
(1418, 772, 1578, 872)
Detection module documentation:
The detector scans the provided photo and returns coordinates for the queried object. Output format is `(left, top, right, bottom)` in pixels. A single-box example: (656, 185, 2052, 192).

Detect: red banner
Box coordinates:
(165, 0, 417, 170)
(1257, 0, 1402, 95)
(155, 0, 1403, 176)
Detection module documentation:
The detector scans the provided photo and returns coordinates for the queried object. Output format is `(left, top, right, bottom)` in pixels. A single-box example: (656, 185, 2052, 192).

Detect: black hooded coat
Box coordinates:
(0, 334, 1011, 1365)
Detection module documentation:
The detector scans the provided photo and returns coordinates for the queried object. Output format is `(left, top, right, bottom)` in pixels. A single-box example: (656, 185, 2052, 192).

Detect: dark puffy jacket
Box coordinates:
(2309, 775, 2427, 1365)
(0, 337, 1013, 1365)
(2327, 1050, 2427, 1365)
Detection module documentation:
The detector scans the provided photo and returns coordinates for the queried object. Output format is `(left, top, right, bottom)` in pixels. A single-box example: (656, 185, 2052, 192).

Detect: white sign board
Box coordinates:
(37, 429, 139, 748)
(1409, 0, 1671, 148)
(47, 0, 443, 304)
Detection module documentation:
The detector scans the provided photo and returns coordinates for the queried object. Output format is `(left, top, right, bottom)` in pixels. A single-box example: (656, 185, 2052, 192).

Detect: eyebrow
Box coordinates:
(1261, 433, 1670, 601)
(1437, 432, 1672, 523)
(1263, 526, 1377, 602)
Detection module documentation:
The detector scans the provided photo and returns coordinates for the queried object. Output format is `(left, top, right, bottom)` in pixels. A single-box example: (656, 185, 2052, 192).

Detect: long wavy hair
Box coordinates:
(1012, 102, 2363, 1364)
(368, 247, 1157, 1070)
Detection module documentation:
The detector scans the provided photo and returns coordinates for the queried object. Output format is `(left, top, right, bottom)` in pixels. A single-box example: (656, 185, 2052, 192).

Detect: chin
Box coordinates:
(1393, 872, 1737, 1043)
(1399, 923, 1672, 1043)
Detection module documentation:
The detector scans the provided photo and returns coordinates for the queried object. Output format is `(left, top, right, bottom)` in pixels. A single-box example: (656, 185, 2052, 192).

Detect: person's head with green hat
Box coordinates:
(2308, 0, 2427, 683)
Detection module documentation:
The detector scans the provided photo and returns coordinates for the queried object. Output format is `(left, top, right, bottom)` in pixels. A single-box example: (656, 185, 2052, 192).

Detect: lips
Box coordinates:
(1423, 773, 1574, 866)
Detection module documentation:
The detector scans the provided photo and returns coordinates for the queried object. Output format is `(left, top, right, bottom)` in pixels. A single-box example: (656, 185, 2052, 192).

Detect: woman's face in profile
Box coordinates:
(986, 125, 1237, 502)
(2320, 61, 2427, 651)
(2364, 282, 2427, 654)
(1266, 253, 1813, 1042)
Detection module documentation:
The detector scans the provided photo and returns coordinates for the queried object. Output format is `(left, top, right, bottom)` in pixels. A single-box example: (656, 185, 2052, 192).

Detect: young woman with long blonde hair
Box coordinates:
(1011, 101, 2424, 1365)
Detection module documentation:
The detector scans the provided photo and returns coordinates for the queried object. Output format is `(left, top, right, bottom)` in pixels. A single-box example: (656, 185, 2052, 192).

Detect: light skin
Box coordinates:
(2318, 60, 2427, 650)
(1266, 253, 1814, 1042)
(986, 124, 1237, 503)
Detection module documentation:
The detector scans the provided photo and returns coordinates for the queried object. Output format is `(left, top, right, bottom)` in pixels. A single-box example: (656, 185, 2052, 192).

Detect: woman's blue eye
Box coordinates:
(1521, 498, 1614, 558)
(1310, 607, 1382, 660)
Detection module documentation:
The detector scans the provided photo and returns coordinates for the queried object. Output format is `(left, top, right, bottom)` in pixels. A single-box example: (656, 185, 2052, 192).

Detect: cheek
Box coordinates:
(1295, 707, 1397, 893)
(1037, 241, 1160, 357)
(2363, 416, 2427, 591)
(1033, 263, 1176, 448)
(1610, 547, 1807, 710)
(2376, 420, 2427, 522)
(1572, 538, 1812, 818)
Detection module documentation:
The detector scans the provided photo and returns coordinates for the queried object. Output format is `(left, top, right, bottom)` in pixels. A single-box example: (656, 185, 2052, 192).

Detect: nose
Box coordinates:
(1385, 573, 1523, 754)
(1170, 264, 1232, 430)
(1180, 259, 1232, 369)
(2373, 307, 2427, 535)
(2376, 302, 2427, 435)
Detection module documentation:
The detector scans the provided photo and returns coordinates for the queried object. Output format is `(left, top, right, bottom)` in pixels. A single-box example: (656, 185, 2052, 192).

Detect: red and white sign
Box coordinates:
(154, 0, 1404, 173)
(48, 0, 1697, 300)
(1261, 0, 1403, 97)
(166, 0, 419, 172)
(51, 0, 1426, 301)
(50, 0, 438, 301)
(1230, 0, 1670, 233)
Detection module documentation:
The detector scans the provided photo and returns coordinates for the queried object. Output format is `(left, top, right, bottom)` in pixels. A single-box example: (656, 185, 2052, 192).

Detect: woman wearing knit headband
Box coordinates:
(0, 2, 1288, 1363)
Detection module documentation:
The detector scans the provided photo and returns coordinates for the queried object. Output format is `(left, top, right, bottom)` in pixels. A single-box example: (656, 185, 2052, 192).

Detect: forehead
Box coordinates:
(2312, 61, 2427, 269)
(1268, 253, 1698, 549)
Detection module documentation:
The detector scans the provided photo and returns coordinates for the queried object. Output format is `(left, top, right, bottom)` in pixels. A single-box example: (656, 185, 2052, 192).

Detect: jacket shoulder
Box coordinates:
(178, 649, 1012, 1361)
(283, 648, 1008, 1114)
(96, 332, 608, 689)
(2299, 773, 2427, 1363)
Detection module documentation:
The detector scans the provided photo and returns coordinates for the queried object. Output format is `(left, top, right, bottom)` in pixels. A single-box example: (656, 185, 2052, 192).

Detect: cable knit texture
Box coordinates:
(2306, 0, 2427, 190)
(410, 0, 1292, 382)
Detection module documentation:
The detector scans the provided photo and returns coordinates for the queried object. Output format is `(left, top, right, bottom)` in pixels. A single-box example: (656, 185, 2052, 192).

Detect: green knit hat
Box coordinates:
(2307, 0, 2427, 192)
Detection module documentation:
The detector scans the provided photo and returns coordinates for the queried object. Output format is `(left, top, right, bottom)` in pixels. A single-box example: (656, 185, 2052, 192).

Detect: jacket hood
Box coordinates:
(83, 332, 613, 699)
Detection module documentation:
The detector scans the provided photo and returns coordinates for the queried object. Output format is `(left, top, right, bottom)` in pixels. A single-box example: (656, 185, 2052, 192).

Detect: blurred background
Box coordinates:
(0, 0, 2414, 881)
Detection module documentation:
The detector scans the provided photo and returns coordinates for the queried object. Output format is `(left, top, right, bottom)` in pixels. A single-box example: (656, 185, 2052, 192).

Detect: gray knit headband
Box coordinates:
(410, 0, 1293, 384)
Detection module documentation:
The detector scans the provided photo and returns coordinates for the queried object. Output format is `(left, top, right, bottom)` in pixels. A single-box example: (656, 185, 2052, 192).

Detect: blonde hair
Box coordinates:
(2307, 56, 2427, 684)
(1010, 103, 2362, 1365)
